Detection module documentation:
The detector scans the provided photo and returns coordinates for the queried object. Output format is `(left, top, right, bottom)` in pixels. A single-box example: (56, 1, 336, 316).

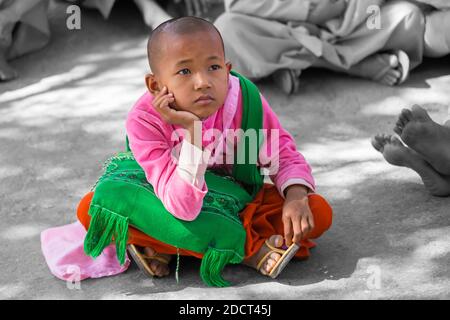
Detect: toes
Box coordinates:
(269, 252, 281, 262)
(266, 258, 276, 270)
(383, 74, 397, 86)
(268, 234, 284, 248)
(371, 136, 382, 152)
(264, 255, 281, 273)
(400, 108, 413, 123)
(388, 54, 399, 68)
(394, 119, 405, 135)
(390, 135, 403, 146)
(372, 134, 388, 152)
(150, 260, 169, 277)
(379, 74, 395, 86)
(382, 69, 401, 86)
(393, 126, 402, 135)
(142, 247, 171, 277)
(379, 78, 391, 86)
(144, 247, 156, 256)
(387, 71, 398, 80)
(256, 236, 284, 275)
(396, 111, 410, 133)
(150, 260, 161, 275)
(398, 112, 408, 125)
(389, 69, 401, 79)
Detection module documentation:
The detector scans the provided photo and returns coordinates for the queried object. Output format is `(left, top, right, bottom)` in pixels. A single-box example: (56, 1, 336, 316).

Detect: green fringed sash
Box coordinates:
(84, 71, 264, 287)
(231, 70, 264, 198)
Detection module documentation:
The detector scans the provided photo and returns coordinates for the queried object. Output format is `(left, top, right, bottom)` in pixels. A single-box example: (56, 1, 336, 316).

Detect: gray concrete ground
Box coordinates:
(1, 1, 449, 300)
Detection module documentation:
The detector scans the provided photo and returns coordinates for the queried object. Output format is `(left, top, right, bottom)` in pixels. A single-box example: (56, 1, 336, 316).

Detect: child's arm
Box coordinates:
(258, 95, 316, 245)
(282, 184, 315, 246)
(258, 95, 315, 196)
(126, 92, 210, 221)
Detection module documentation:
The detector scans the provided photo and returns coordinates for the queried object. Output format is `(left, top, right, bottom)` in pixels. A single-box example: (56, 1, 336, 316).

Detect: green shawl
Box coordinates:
(84, 71, 264, 287)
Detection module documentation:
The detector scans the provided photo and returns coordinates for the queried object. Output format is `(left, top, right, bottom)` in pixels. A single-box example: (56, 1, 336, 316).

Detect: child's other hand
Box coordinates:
(282, 185, 315, 246)
(153, 86, 200, 129)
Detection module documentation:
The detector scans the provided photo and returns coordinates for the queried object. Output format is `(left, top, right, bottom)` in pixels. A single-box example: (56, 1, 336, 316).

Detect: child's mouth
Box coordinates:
(195, 94, 214, 105)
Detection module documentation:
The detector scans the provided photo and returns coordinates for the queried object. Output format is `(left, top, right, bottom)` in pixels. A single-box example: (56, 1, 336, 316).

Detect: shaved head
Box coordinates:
(147, 16, 225, 74)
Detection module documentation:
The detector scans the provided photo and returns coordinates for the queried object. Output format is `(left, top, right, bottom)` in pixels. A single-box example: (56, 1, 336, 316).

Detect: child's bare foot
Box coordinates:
(143, 247, 171, 277)
(394, 105, 450, 175)
(372, 134, 450, 196)
(244, 235, 290, 276)
(347, 52, 406, 86)
(128, 244, 171, 277)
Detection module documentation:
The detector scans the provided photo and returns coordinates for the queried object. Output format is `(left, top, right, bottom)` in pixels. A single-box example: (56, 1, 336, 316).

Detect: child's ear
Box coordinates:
(226, 61, 232, 73)
(145, 74, 160, 95)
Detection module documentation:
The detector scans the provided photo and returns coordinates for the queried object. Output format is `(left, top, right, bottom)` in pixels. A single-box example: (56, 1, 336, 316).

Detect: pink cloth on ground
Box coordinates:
(40, 221, 130, 281)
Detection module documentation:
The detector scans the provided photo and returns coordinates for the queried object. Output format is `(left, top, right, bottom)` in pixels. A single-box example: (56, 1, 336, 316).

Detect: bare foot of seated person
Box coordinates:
(346, 52, 409, 86)
(394, 105, 450, 175)
(372, 105, 450, 197)
(372, 134, 450, 196)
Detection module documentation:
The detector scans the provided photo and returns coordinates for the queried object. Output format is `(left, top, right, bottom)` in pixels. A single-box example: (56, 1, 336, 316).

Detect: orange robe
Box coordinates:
(77, 184, 332, 260)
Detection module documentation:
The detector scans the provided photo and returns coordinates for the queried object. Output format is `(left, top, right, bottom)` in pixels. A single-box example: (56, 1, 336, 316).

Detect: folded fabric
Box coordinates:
(3, 0, 51, 60)
(325, 0, 384, 38)
(81, 0, 116, 19)
(40, 221, 130, 281)
(424, 10, 450, 58)
(415, 0, 450, 9)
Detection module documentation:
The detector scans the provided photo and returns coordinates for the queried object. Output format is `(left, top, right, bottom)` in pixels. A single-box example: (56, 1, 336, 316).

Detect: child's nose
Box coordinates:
(194, 73, 211, 89)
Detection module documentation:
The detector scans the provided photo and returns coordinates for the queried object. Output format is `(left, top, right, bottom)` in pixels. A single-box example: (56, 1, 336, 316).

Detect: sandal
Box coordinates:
(372, 50, 410, 85)
(127, 244, 171, 277)
(256, 239, 300, 279)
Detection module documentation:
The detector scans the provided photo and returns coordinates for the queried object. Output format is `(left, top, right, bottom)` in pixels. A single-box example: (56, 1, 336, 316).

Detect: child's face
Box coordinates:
(147, 31, 232, 120)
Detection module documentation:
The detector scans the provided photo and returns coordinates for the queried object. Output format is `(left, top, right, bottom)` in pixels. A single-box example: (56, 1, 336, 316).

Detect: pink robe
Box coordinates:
(126, 74, 315, 221)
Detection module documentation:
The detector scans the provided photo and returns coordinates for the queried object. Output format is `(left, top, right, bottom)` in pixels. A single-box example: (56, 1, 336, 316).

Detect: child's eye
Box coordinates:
(177, 68, 191, 75)
(209, 65, 222, 71)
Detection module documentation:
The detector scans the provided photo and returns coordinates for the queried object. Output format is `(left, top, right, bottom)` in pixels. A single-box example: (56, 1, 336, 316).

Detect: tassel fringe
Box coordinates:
(83, 205, 129, 265)
(200, 248, 242, 287)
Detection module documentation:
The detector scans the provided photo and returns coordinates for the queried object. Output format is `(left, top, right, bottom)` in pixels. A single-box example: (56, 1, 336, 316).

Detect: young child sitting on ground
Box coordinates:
(372, 105, 450, 197)
(77, 17, 332, 283)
